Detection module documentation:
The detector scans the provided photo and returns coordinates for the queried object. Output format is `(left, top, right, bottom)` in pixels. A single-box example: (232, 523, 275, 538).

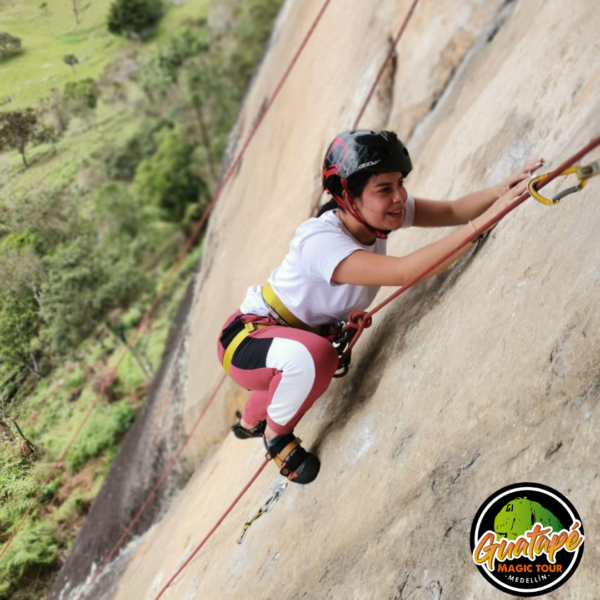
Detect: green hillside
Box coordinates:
(0, 0, 283, 598)
(0, 0, 215, 109)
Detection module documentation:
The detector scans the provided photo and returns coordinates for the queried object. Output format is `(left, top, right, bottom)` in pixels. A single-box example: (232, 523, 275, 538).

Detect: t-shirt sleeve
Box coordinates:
(401, 193, 415, 229)
(300, 229, 364, 285)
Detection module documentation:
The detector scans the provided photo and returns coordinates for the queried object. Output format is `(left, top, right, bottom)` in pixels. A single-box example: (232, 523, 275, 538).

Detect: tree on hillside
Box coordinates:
(107, 0, 165, 40)
(0, 32, 21, 59)
(63, 78, 99, 118)
(0, 291, 41, 376)
(133, 127, 206, 223)
(40, 234, 150, 357)
(0, 239, 45, 376)
(0, 109, 38, 168)
(63, 54, 79, 75)
(38, 89, 72, 134)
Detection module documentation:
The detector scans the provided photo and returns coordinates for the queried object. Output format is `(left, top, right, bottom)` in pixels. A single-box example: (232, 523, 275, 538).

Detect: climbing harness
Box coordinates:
(221, 283, 352, 377)
(528, 159, 600, 205)
(261, 282, 318, 333)
(236, 483, 288, 544)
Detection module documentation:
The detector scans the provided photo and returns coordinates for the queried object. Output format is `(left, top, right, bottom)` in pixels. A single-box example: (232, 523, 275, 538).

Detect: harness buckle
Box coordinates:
(266, 308, 290, 328)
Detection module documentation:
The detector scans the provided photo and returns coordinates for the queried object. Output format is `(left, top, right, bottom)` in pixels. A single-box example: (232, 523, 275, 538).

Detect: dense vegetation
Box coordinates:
(0, 0, 283, 597)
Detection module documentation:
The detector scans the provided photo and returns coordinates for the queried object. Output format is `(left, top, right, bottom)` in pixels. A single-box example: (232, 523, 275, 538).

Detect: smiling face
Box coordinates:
(352, 171, 408, 230)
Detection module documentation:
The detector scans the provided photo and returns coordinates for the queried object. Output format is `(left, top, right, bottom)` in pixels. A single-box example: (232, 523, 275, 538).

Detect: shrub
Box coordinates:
(62, 54, 79, 74)
(0, 522, 59, 600)
(101, 121, 168, 181)
(64, 368, 85, 390)
(133, 127, 206, 222)
(40, 235, 149, 356)
(107, 0, 165, 39)
(63, 78, 99, 117)
(52, 488, 89, 524)
(66, 401, 136, 472)
(0, 290, 40, 374)
(0, 32, 21, 60)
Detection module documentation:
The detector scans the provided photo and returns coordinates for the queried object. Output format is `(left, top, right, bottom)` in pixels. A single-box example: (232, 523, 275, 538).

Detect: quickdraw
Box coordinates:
(325, 320, 354, 377)
(528, 159, 600, 205)
(236, 482, 287, 544)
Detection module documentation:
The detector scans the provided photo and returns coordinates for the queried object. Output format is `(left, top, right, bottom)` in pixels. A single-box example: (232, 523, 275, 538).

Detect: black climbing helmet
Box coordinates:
(322, 130, 412, 197)
(321, 130, 413, 239)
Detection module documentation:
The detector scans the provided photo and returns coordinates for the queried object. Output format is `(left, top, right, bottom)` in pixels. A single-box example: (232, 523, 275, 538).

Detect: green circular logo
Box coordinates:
(470, 482, 585, 596)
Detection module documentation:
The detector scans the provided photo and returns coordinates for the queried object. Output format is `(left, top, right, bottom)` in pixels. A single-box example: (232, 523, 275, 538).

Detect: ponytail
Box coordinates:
(316, 198, 342, 217)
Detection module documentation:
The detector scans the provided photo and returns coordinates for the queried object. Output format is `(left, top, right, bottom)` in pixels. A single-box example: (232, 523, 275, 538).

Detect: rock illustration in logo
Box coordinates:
(472, 484, 585, 596)
(494, 497, 564, 540)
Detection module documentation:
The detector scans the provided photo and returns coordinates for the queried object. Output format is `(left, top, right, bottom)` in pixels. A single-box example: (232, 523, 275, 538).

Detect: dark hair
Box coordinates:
(316, 171, 375, 217)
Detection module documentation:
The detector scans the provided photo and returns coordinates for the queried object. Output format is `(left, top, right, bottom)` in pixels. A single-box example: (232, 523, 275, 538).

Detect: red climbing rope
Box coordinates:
(129, 136, 600, 600)
(66, 3, 426, 597)
(352, 0, 420, 128)
(99, 2, 426, 595)
(335, 135, 600, 367)
(0, 0, 333, 567)
(102, 9, 598, 596)
(73, 375, 226, 600)
(154, 459, 270, 600)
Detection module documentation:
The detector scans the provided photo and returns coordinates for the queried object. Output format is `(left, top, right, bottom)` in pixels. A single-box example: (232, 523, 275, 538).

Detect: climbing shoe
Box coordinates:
(263, 433, 320, 484)
(231, 411, 266, 440)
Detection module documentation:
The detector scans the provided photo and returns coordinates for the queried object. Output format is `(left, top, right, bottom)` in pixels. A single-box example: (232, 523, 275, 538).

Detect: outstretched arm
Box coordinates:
(332, 175, 534, 288)
(412, 158, 544, 227)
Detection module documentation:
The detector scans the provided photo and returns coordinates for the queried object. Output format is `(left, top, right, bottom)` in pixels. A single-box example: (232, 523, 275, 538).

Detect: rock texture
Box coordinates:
(62, 0, 600, 598)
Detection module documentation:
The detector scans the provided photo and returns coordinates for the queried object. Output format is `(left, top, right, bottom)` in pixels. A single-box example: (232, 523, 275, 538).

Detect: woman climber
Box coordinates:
(216, 129, 542, 485)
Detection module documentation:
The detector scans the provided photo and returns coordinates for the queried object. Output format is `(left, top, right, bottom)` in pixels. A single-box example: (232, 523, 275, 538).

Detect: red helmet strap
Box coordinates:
(337, 178, 388, 240)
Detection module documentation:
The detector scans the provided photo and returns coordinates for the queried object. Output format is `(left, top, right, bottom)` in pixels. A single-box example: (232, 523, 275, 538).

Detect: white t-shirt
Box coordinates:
(239, 194, 415, 327)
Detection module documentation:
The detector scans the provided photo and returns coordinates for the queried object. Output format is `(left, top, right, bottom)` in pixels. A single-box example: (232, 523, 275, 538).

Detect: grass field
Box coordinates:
(0, 0, 210, 110)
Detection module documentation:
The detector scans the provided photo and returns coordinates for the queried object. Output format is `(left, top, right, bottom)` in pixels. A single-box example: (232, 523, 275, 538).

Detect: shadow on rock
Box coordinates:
(310, 247, 478, 453)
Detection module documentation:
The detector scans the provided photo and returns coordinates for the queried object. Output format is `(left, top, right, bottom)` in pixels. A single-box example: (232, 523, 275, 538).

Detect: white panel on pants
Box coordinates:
(265, 337, 316, 426)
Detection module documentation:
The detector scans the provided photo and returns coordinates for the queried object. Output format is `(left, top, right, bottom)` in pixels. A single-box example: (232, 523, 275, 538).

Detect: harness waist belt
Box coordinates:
(261, 283, 318, 333)
(221, 284, 318, 375)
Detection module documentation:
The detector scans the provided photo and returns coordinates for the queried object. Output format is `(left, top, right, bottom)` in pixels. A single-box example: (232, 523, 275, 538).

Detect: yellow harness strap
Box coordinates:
(222, 284, 318, 375)
(261, 283, 317, 333)
(222, 322, 267, 375)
